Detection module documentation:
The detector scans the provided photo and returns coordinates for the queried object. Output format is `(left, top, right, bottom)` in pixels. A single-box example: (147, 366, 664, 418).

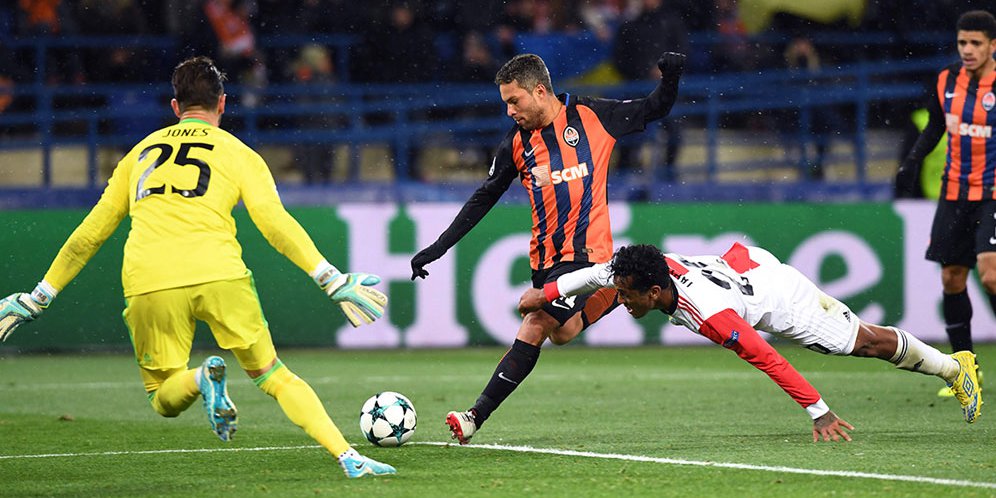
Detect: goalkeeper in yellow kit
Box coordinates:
(0, 57, 396, 479)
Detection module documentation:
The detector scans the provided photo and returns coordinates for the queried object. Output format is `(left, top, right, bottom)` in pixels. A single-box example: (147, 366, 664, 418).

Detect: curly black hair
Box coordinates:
(608, 244, 671, 292)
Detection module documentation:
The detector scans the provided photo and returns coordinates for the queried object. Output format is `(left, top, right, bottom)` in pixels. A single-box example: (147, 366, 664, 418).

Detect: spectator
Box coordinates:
(532, 0, 553, 34)
(448, 30, 500, 82)
(0, 4, 14, 37)
(614, 0, 688, 83)
(0, 39, 30, 136)
(17, 0, 85, 84)
(669, 0, 715, 32)
(711, 0, 763, 73)
(296, 0, 366, 34)
(165, 0, 215, 57)
(76, 0, 150, 84)
(289, 44, 341, 185)
(446, 30, 501, 170)
(450, 0, 503, 36)
(76, 0, 147, 34)
(494, 0, 534, 59)
(254, 0, 298, 35)
(0, 75, 13, 116)
(239, 54, 269, 109)
(579, 0, 630, 43)
(357, 2, 437, 83)
(289, 0, 367, 83)
(782, 37, 845, 180)
(203, 0, 265, 81)
(612, 0, 688, 186)
(200, 0, 269, 110)
(355, 1, 437, 180)
(17, 0, 70, 34)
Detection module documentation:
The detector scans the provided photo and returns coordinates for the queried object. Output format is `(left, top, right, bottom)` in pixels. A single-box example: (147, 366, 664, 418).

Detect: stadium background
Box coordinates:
(1, 0, 994, 351)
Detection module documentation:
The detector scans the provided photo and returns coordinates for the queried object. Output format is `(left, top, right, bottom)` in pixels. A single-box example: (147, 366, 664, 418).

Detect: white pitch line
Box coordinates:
(415, 442, 996, 490)
(2, 442, 994, 490)
(0, 370, 878, 392)
(0, 445, 321, 460)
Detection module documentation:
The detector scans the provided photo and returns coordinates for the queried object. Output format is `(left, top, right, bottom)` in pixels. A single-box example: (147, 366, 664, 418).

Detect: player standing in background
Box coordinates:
(520, 243, 983, 438)
(895, 10, 995, 398)
(0, 57, 395, 478)
(410, 52, 686, 444)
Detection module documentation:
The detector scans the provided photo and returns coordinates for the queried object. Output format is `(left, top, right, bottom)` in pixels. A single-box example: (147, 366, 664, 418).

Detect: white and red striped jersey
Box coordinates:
(550, 242, 832, 419)
(663, 245, 792, 337)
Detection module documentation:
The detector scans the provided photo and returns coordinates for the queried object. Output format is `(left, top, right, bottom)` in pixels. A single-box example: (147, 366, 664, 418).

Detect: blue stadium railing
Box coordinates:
(0, 32, 954, 205)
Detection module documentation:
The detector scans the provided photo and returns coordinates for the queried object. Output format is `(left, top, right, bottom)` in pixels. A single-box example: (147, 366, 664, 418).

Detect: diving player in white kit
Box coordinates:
(518, 243, 983, 441)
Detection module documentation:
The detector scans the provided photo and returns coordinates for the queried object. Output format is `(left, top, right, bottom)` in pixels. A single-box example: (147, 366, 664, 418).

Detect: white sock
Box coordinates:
(889, 327, 960, 383)
(338, 448, 358, 462)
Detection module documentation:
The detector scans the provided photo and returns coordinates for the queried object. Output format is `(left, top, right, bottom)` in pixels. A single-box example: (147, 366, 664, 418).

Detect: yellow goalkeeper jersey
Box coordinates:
(43, 118, 325, 297)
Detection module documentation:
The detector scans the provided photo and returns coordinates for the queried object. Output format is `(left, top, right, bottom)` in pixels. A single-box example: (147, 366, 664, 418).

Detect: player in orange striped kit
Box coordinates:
(410, 52, 685, 443)
(896, 10, 996, 398)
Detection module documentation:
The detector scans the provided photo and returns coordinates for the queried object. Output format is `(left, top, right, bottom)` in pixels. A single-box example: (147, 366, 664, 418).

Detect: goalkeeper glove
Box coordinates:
(314, 264, 388, 327)
(0, 281, 56, 342)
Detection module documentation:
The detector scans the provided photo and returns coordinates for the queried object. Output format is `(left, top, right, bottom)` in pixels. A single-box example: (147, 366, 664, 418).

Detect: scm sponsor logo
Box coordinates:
(957, 123, 992, 138)
(551, 162, 589, 185)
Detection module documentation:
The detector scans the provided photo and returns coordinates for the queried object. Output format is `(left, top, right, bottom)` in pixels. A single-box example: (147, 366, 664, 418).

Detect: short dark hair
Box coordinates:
(494, 54, 554, 93)
(957, 10, 996, 39)
(609, 244, 671, 292)
(171, 56, 226, 112)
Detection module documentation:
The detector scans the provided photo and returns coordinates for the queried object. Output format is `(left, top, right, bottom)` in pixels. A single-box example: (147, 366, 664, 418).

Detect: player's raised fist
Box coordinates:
(657, 52, 686, 75)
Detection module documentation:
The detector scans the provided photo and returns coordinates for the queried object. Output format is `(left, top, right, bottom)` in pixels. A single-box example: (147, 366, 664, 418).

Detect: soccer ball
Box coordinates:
(359, 391, 417, 447)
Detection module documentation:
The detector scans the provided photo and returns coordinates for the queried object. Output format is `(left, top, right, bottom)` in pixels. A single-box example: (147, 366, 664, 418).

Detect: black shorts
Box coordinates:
(926, 199, 996, 267)
(531, 261, 620, 328)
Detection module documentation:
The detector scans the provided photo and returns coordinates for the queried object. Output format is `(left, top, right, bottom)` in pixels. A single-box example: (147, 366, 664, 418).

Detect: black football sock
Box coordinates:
(471, 339, 541, 427)
(943, 290, 973, 353)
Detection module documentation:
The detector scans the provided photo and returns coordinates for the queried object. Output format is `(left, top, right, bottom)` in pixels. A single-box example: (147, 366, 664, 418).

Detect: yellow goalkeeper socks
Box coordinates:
(150, 368, 199, 417)
(256, 361, 351, 456)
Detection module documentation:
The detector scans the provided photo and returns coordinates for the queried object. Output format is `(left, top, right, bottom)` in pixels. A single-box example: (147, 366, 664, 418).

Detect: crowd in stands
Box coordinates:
(3, 0, 983, 88)
(1, 0, 992, 185)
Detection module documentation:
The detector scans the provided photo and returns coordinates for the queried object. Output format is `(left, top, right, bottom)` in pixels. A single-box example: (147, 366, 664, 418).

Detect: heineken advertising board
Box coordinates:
(1, 201, 992, 351)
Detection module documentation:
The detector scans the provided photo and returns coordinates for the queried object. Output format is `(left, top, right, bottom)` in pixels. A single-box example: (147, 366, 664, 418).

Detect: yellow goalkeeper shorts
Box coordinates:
(123, 272, 278, 388)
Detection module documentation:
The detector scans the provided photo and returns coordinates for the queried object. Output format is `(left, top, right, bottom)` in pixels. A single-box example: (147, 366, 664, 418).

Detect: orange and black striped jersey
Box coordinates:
(425, 75, 681, 272)
(908, 62, 996, 201)
(497, 93, 653, 269)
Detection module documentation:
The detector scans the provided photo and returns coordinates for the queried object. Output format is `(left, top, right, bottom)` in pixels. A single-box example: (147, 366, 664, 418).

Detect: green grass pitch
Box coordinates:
(1, 345, 994, 497)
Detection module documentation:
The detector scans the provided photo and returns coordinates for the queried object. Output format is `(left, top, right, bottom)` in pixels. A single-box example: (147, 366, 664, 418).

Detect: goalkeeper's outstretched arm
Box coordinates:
(239, 153, 387, 327)
(244, 198, 389, 328)
(2, 162, 130, 341)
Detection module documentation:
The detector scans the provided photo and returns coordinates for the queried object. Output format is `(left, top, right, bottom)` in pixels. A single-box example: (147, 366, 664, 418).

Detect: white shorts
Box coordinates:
(772, 264, 860, 355)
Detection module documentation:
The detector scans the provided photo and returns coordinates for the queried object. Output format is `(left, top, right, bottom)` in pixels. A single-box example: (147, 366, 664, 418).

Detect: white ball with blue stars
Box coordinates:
(359, 391, 417, 447)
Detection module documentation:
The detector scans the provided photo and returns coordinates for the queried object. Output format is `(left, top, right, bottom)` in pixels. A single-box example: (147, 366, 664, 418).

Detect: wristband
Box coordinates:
(805, 398, 830, 419)
(543, 281, 561, 303)
(312, 260, 341, 288)
(32, 280, 57, 307)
